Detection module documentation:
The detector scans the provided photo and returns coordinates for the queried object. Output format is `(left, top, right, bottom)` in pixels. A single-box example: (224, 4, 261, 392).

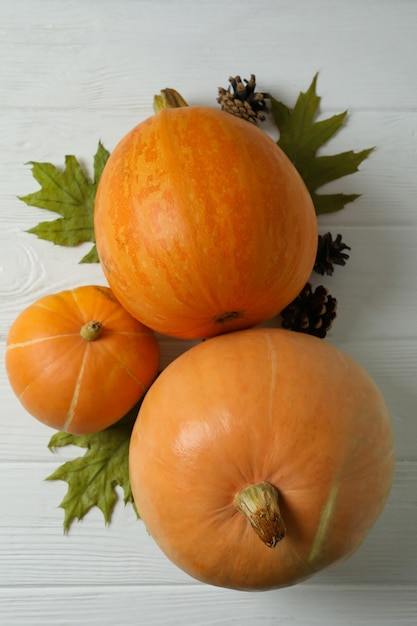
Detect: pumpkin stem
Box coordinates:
(234, 481, 286, 548)
(80, 321, 102, 341)
(153, 88, 189, 112)
(213, 311, 244, 324)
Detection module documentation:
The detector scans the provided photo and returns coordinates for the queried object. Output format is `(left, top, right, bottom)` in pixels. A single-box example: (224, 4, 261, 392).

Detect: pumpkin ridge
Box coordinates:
(77, 292, 125, 328)
(330, 448, 395, 487)
(70, 286, 91, 324)
(91, 334, 148, 393)
(17, 339, 82, 404)
(308, 482, 340, 565)
(33, 300, 82, 326)
(116, 361, 147, 393)
(69, 285, 118, 328)
(284, 541, 317, 575)
(64, 340, 89, 431)
(6, 333, 80, 350)
(263, 330, 278, 429)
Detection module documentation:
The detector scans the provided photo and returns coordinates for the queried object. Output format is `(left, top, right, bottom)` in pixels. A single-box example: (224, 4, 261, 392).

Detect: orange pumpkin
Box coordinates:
(94, 106, 318, 339)
(6, 285, 159, 434)
(129, 328, 395, 591)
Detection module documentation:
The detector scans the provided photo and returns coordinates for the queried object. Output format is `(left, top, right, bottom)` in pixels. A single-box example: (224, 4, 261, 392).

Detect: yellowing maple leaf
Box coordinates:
(270, 74, 373, 215)
(46, 403, 139, 532)
(19, 141, 109, 263)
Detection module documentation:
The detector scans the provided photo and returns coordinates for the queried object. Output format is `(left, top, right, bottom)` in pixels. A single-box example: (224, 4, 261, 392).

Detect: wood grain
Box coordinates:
(0, 584, 416, 626)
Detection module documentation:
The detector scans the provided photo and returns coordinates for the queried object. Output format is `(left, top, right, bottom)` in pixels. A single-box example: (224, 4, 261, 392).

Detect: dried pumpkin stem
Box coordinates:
(80, 321, 102, 341)
(234, 481, 286, 548)
(153, 88, 189, 112)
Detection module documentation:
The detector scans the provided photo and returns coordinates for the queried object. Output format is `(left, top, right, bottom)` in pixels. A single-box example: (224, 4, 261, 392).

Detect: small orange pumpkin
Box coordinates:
(129, 328, 395, 591)
(6, 285, 159, 434)
(94, 106, 318, 339)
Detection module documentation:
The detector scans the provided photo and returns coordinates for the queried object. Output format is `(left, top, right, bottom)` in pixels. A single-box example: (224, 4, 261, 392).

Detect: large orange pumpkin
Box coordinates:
(94, 106, 318, 339)
(6, 285, 159, 434)
(129, 328, 395, 591)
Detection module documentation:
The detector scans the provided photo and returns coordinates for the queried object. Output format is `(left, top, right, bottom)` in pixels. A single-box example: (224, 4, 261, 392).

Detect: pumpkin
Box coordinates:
(129, 328, 395, 591)
(94, 106, 318, 339)
(6, 285, 159, 434)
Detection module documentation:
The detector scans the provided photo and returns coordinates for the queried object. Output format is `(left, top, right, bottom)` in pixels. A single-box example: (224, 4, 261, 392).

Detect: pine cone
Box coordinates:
(280, 283, 337, 339)
(314, 232, 351, 276)
(217, 74, 270, 124)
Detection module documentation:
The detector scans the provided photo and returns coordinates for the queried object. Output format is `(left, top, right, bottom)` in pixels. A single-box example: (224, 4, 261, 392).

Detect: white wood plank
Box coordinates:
(1, 0, 417, 111)
(312, 225, 417, 341)
(0, 584, 416, 626)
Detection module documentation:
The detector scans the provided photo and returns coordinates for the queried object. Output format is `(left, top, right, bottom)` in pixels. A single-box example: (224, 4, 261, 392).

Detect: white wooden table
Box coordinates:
(1, 1, 416, 624)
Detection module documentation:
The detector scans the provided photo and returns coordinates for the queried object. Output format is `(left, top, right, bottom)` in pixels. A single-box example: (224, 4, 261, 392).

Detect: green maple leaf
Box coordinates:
(19, 141, 109, 263)
(46, 402, 140, 532)
(270, 73, 374, 215)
